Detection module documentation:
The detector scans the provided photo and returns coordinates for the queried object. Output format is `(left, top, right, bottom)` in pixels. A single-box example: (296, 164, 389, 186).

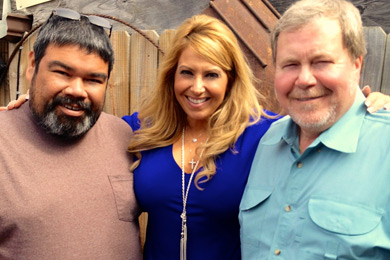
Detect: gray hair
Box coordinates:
(271, 0, 366, 62)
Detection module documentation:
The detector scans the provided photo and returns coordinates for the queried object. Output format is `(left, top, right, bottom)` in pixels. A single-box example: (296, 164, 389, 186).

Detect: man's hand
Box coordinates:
(0, 91, 29, 111)
(363, 85, 390, 113)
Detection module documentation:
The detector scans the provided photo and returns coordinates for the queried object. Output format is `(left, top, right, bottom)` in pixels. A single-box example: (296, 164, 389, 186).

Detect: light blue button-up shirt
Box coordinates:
(239, 90, 390, 259)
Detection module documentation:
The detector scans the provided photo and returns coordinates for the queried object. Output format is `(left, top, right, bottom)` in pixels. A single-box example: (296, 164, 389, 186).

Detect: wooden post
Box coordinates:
(360, 26, 387, 92)
(104, 30, 131, 117)
(129, 30, 159, 114)
(381, 33, 390, 94)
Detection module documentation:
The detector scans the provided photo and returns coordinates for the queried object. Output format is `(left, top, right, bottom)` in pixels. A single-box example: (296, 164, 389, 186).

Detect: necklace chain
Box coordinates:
(180, 127, 207, 260)
(190, 132, 202, 143)
(186, 128, 205, 169)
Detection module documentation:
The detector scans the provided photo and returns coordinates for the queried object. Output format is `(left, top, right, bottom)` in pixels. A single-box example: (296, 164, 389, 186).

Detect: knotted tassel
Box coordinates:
(180, 213, 187, 260)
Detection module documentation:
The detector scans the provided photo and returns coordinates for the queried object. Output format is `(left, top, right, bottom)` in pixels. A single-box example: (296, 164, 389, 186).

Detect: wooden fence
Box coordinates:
(361, 27, 390, 94)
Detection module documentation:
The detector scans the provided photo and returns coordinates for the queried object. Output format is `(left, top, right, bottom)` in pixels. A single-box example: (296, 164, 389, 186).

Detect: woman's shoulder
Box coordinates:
(251, 110, 282, 129)
(241, 110, 282, 140)
(122, 112, 140, 131)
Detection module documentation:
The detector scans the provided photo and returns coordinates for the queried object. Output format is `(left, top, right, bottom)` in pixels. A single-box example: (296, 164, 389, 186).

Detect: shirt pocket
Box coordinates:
(108, 175, 138, 222)
(240, 187, 273, 211)
(308, 196, 383, 235)
(239, 187, 273, 259)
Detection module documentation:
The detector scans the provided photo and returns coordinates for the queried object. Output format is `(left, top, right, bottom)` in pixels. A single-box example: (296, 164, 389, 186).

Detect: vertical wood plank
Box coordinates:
(0, 39, 10, 105)
(8, 43, 20, 101)
(158, 29, 176, 66)
(104, 30, 131, 117)
(380, 33, 390, 94)
(8, 30, 36, 102)
(129, 30, 159, 114)
(360, 26, 387, 92)
(23, 31, 36, 94)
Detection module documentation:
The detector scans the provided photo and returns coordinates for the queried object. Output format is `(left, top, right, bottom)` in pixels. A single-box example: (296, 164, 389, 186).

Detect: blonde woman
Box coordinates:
(124, 13, 390, 259)
(123, 14, 277, 259)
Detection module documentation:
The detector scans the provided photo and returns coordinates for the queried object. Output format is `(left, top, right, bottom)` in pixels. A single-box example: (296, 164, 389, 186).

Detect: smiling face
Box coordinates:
(274, 17, 362, 136)
(27, 44, 109, 138)
(174, 46, 228, 127)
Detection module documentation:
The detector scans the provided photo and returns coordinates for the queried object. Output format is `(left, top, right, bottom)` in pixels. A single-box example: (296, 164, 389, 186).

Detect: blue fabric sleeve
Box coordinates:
(122, 112, 140, 131)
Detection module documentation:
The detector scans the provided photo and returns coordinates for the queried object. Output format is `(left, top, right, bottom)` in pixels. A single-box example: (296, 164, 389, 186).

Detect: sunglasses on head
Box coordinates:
(51, 8, 112, 37)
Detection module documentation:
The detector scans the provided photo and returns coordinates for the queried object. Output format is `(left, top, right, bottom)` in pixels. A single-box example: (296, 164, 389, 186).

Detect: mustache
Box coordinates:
(50, 96, 92, 111)
(288, 88, 330, 99)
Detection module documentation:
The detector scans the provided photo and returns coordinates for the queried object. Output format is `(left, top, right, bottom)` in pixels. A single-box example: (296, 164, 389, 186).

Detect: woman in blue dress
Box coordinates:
(123, 14, 390, 260)
(123, 14, 281, 260)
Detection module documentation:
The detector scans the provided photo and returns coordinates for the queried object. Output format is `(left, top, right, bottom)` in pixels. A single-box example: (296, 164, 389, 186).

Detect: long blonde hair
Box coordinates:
(128, 14, 269, 189)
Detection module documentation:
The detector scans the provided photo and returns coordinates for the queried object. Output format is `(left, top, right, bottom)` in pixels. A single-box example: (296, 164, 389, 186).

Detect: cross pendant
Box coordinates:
(189, 158, 196, 170)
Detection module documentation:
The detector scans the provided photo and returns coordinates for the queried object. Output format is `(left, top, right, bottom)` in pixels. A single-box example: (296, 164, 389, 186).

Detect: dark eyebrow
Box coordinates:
(88, 72, 108, 81)
(48, 60, 73, 71)
(48, 60, 108, 81)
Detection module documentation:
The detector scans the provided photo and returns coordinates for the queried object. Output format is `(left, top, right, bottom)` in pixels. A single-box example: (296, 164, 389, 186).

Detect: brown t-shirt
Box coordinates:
(0, 103, 141, 260)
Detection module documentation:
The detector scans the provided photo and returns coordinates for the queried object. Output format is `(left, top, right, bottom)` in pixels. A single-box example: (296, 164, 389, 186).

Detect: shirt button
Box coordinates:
(285, 205, 291, 212)
(297, 162, 303, 168)
(274, 249, 281, 255)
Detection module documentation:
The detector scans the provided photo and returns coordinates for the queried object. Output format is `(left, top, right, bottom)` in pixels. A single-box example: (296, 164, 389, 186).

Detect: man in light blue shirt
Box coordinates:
(239, 0, 390, 259)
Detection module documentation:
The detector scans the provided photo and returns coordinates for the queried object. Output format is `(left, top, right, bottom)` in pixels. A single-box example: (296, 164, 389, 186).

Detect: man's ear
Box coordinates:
(354, 55, 363, 83)
(26, 51, 36, 83)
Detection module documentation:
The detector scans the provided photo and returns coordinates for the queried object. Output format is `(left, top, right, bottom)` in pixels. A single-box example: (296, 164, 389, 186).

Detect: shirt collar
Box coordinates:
(317, 90, 366, 153)
(262, 88, 366, 154)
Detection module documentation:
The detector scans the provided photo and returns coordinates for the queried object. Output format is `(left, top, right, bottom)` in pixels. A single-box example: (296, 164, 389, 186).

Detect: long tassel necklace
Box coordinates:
(180, 127, 206, 260)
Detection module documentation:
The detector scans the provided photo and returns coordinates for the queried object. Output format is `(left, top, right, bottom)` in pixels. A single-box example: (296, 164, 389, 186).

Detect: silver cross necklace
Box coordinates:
(180, 127, 207, 260)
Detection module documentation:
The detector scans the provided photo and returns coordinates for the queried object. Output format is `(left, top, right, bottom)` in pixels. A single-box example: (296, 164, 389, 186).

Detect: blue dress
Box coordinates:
(122, 112, 278, 260)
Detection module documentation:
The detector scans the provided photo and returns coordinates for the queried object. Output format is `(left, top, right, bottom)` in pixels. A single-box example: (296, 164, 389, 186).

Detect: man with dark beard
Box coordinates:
(0, 8, 141, 260)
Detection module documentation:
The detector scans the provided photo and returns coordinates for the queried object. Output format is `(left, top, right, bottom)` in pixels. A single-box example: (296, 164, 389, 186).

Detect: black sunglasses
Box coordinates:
(51, 8, 112, 37)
